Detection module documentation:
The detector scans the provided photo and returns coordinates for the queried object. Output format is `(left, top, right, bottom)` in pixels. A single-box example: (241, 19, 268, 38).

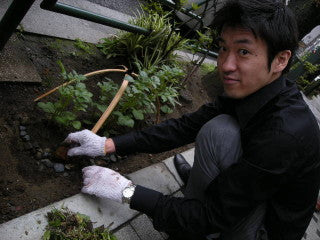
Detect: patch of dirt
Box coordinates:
(0, 33, 221, 223)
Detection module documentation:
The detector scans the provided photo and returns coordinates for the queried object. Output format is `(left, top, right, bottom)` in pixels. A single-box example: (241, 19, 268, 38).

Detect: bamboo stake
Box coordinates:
(34, 66, 136, 102)
(91, 75, 129, 133)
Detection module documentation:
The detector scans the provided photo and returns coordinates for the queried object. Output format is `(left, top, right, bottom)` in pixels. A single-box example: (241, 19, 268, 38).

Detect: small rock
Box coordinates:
(54, 163, 65, 173)
(42, 151, 51, 158)
(110, 154, 117, 163)
(19, 126, 26, 131)
(35, 151, 42, 160)
(41, 159, 53, 168)
(38, 164, 45, 172)
(23, 135, 30, 141)
(179, 89, 193, 103)
(32, 142, 40, 149)
(44, 148, 51, 153)
(20, 131, 27, 137)
(24, 142, 33, 151)
(64, 164, 74, 170)
(63, 172, 69, 177)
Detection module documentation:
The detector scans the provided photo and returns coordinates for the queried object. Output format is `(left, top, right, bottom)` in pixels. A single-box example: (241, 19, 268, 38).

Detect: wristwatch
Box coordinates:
(122, 184, 136, 204)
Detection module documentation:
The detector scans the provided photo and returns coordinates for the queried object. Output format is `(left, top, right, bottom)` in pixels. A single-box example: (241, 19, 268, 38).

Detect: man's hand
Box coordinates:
(64, 129, 106, 157)
(81, 166, 132, 203)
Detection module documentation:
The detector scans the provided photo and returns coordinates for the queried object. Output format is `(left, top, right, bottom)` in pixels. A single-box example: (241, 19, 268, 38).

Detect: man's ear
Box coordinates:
(272, 50, 292, 73)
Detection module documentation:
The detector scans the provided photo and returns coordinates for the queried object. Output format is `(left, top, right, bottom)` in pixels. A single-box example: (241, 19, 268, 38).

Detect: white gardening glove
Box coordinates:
(81, 166, 132, 203)
(64, 129, 106, 157)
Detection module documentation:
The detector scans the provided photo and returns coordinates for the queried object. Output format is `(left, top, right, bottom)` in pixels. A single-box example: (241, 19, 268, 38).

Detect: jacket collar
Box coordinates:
(220, 76, 286, 129)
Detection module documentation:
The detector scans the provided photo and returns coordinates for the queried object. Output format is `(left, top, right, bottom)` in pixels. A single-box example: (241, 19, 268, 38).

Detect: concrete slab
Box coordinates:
(0, 193, 138, 240)
(113, 224, 140, 240)
(130, 214, 165, 240)
(175, 50, 217, 66)
(0, 0, 132, 44)
(163, 148, 195, 186)
(0, 34, 42, 83)
(127, 162, 181, 195)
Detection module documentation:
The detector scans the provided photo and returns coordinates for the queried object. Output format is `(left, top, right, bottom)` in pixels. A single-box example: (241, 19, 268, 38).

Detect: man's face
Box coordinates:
(217, 26, 280, 99)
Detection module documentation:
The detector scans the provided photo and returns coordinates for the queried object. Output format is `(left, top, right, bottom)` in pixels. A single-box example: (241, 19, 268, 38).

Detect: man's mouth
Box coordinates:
(223, 77, 239, 85)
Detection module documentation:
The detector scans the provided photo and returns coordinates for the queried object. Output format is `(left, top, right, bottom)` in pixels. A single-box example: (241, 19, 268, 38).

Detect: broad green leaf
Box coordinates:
(72, 121, 81, 129)
(161, 105, 173, 114)
(124, 75, 134, 82)
(132, 109, 144, 120)
(117, 115, 134, 128)
(37, 102, 55, 114)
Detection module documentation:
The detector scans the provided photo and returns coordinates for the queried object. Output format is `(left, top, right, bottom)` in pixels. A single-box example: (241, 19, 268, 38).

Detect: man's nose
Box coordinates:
(220, 53, 237, 73)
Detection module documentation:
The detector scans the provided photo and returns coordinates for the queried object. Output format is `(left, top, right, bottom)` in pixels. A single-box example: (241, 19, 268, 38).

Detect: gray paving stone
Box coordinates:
(127, 162, 180, 195)
(0, 0, 132, 44)
(130, 214, 164, 240)
(0, 193, 138, 240)
(113, 224, 140, 240)
(163, 148, 195, 186)
(305, 215, 320, 240)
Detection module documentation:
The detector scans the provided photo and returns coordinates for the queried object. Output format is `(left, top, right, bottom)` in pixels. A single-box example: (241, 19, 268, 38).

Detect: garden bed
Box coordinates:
(0, 33, 220, 223)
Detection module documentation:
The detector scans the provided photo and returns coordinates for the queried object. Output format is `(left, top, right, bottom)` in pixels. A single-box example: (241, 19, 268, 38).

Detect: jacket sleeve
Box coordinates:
(130, 129, 301, 235)
(112, 102, 221, 155)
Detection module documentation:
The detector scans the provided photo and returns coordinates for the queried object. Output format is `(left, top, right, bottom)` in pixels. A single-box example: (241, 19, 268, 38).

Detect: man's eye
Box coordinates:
(239, 49, 249, 55)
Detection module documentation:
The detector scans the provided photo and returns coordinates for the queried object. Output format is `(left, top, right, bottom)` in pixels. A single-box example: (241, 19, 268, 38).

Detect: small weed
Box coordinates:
(42, 208, 117, 240)
(200, 63, 216, 74)
(74, 38, 94, 54)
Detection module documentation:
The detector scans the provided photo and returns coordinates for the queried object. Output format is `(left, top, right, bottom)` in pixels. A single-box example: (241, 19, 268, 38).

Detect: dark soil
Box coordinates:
(0, 33, 221, 224)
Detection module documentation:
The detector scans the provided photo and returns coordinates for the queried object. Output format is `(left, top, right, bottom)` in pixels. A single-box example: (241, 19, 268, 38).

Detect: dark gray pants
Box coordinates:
(184, 114, 267, 240)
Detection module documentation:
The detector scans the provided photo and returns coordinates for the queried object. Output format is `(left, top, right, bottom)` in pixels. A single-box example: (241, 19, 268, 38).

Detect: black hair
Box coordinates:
(212, 0, 299, 73)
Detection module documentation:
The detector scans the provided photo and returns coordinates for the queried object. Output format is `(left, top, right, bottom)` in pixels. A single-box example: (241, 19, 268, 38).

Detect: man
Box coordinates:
(65, 0, 320, 239)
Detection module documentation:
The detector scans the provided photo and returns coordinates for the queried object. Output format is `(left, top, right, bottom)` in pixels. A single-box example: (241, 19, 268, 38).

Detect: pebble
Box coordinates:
(23, 135, 30, 141)
(41, 159, 53, 168)
(32, 142, 40, 149)
(20, 131, 27, 137)
(53, 163, 65, 173)
(19, 126, 26, 131)
(38, 164, 45, 172)
(24, 142, 33, 151)
(35, 151, 42, 160)
(63, 172, 69, 177)
(110, 154, 117, 163)
(42, 151, 51, 158)
(179, 89, 193, 103)
(64, 164, 74, 170)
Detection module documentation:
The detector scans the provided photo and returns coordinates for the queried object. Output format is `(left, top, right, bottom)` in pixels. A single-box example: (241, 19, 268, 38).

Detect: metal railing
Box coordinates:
(0, 0, 218, 58)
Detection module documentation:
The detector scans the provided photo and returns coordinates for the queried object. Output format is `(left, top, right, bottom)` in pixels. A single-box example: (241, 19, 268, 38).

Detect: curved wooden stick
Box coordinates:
(34, 66, 132, 102)
(91, 75, 129, 133)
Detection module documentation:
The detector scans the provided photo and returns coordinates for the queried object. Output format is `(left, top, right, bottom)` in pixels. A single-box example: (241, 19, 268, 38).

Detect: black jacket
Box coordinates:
(113, 76, 320, 240)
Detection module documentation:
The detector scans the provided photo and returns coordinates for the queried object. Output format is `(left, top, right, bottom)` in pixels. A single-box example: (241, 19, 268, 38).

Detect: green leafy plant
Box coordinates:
(38, 62, 184, 131)
(42, 208, 116, 240)
(97, 11, 189, 70)
(296, 60, 320, 96)
(96, 64, 184, 127)
(38, 64, 93, 130)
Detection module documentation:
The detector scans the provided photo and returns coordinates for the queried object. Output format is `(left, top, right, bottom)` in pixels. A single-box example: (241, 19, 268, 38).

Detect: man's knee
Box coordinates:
(195, 114, 242, 170)
(196, 114, 241, 143)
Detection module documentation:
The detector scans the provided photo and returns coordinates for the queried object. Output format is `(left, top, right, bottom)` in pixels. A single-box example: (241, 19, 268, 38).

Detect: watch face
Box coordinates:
(123, 187, 133, 198)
